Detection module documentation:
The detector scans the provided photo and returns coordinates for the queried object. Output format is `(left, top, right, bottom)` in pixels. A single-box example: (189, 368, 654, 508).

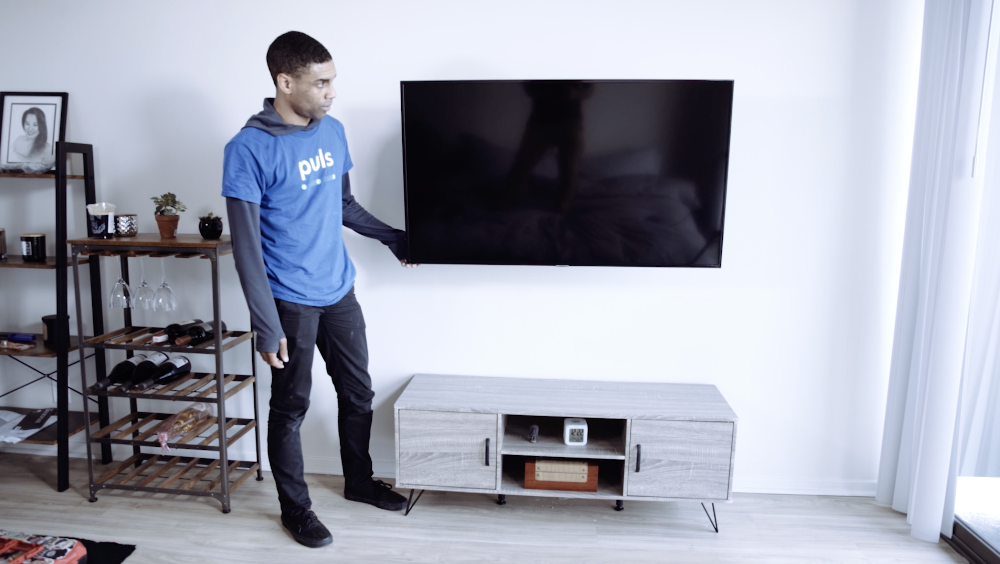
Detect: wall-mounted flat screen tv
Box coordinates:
(400, 80, 734, 267)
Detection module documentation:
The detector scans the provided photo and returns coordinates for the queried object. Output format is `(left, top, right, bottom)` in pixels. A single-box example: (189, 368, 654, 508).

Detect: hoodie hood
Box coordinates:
(244, 98, 321, 136)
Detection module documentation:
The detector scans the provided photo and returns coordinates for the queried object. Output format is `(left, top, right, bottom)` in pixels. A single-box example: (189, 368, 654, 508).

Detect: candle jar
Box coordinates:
(115, 214, 138, 237)
(86, 202, 116, 239)
(20, 233, 46, 262)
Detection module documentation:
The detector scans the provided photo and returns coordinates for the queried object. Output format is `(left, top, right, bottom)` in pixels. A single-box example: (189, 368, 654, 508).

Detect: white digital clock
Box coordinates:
(563, 418, 588, 446)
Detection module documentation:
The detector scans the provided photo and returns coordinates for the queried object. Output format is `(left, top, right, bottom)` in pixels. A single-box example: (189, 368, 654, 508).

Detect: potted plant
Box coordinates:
(151, 192, 186, 239)
(198, 211, 224, 240)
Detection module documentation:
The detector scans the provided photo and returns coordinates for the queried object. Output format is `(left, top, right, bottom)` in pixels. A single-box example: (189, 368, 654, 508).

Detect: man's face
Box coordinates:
(285, 60, 337, 121)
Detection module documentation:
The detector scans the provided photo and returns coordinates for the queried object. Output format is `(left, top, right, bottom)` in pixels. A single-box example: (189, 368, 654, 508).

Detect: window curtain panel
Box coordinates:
(875, 0, 997, 543)
(958, 0, 1000, 484)
(958, 159, 1000, 479)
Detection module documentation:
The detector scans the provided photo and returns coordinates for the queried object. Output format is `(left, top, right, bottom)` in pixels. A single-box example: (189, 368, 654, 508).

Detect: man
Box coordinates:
(222, 31, 411, 548)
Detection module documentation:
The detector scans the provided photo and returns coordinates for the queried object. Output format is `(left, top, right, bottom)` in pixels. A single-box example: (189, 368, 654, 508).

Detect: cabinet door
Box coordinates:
(627, 420, 733, 499)
(398, 410, 498, 490)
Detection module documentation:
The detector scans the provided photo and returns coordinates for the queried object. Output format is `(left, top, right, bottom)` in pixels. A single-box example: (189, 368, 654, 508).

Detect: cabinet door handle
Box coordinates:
(636, 444, 641, 473)
(485, 438, 490, 466)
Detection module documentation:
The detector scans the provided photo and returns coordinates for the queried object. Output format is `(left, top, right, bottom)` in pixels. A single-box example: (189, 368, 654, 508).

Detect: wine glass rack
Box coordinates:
(68, 234, 263, 513)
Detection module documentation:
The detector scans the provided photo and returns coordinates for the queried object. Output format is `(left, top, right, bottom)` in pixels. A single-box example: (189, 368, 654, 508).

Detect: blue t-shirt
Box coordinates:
(221, 116, 355, 307)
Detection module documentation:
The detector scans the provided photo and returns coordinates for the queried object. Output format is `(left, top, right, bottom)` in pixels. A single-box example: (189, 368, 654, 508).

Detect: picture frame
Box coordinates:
(0, 92, 68, 173)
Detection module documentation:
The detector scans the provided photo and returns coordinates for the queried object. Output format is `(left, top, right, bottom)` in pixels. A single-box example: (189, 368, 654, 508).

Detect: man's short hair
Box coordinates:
(266, 31, 332, 86)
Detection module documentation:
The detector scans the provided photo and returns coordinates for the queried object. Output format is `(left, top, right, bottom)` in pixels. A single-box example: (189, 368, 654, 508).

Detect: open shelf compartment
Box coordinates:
(94, 453, 259, 497)
(85, 326, 252, 354)
(88, 372, 254, 402)
(502, 415, 626, 460)
(500, 454, 625, 499)
(2, 407, 98, 445)
(0, 333, 85, 358)
(89, 411, 257, 452)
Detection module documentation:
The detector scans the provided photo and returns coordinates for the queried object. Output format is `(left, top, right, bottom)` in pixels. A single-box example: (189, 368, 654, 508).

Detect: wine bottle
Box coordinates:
(91, 354, 147, 391)
(119, 352, 169, 391)
(132, 356, 192, 391)
(175, 321, 227, 347)
(165, 319, 203, 345)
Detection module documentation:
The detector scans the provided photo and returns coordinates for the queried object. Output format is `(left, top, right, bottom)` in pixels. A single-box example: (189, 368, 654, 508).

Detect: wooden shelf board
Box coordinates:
(0, 333, 82, 357)
(1, 407, 98, 445)
(0, 255, 90, 269)
(68, 233, 231, 252)
(95, 453, 259, 495)
(88, 411, 256, 452)
(0, 172, 85, 179)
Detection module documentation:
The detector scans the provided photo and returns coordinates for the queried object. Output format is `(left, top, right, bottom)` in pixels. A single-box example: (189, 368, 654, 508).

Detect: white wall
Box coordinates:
(0, 0, 924, 495)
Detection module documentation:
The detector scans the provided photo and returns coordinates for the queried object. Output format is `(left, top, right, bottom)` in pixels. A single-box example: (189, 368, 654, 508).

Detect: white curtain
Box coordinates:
(958, 28, 1000, 481)
(875, 0, 998, 543)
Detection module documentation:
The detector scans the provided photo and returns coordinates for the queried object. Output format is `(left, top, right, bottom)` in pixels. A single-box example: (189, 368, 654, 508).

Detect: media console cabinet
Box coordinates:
(394, 374, 738, 531)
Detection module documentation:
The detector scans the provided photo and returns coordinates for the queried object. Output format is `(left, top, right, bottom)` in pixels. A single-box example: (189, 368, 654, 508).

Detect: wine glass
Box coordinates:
(152, 258, 178, 312)
(133, 257, 156, 310)
(108, 260, 132, 309)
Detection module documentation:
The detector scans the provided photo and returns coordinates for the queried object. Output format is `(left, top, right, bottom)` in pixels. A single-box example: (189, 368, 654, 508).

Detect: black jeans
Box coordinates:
(268, 287, 375, 514)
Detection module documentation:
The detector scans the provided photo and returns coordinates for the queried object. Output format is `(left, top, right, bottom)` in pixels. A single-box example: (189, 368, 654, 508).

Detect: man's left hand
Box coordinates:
(400, 260, 419, 268)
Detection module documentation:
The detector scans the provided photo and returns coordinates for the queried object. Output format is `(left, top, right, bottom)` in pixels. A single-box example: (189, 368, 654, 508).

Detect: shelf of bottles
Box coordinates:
(89, 372, 255, 402)
(85, 326, 252, 354)
(69, 235, 262, 513)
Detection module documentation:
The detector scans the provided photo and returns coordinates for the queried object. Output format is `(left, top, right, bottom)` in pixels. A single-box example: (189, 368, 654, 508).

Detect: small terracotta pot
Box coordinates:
(198, 216, 223, 240)
(155, 215, 179, 239)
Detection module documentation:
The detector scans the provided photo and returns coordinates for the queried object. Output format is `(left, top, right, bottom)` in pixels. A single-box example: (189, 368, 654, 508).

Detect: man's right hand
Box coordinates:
(260, 337, 289, 369)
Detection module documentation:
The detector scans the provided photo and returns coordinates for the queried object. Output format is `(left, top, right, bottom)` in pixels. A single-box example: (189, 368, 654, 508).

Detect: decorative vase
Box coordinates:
(198, 216, 224, 240)
(155, 215, 179, 239)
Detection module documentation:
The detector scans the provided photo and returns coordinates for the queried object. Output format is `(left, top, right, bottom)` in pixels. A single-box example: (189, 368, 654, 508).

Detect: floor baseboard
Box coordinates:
(733, 477, 877, 496)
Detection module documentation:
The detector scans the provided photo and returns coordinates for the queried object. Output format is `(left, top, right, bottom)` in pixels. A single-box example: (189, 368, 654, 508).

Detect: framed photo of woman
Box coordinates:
(0, 92, 68, 173)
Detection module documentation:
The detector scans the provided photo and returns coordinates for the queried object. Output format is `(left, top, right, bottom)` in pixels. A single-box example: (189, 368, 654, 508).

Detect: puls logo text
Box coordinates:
(299, 149, 334, 181)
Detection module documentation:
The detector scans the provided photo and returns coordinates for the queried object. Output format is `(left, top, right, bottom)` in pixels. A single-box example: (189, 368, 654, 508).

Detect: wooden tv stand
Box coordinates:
(394, 374, 738, 531)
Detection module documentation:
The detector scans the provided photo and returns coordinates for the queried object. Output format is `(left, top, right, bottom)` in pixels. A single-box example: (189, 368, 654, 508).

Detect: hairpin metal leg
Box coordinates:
(701, 502, 718, 532)
(496, 494, 506, 505)
(615, 500, 624, 511)
(404, 489, 425, 516)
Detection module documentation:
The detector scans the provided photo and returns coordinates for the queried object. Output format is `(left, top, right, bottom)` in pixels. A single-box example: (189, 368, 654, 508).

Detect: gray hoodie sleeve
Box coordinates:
(341, 172, 407, 260)
(226, 197, 285, 353)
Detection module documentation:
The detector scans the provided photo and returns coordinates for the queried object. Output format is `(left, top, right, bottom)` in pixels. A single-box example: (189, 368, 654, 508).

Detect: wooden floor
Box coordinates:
(0, 454, 966, 563)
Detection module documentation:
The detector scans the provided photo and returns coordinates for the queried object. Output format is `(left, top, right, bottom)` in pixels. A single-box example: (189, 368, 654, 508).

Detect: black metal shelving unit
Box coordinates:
(69, 234, 262, 513)
(0, 142, 111, 492)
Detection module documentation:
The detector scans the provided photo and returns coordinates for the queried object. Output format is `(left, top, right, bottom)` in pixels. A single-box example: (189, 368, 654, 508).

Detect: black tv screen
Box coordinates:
(401, 80, 734, 267)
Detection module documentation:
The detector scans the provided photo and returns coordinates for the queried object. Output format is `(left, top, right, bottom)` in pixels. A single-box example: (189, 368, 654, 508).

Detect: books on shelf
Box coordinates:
(0, 408, 56, 443)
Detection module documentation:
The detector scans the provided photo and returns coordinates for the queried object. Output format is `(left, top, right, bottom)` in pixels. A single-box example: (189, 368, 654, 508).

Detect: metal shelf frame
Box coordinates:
(0, 142, 112, 492)
(70, 235, 263, 513)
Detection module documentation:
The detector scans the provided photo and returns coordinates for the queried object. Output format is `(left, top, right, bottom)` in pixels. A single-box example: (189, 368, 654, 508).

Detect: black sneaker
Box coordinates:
(281, 509, 333, 548)
(344, 479, 407, 511)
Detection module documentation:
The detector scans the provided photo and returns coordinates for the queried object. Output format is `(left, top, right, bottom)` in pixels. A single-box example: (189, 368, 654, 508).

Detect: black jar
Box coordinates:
(198, 216, 224, 240)
(42, 314, 69, 346)
(20, 233, 46, 262)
